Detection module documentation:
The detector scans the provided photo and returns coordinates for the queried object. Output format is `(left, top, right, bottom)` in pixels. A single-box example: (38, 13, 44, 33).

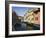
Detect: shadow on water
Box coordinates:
(13, 22, 40, 31)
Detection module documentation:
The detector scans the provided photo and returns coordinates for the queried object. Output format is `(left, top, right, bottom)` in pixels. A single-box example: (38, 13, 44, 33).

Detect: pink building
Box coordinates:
(33, 8, 40, 25)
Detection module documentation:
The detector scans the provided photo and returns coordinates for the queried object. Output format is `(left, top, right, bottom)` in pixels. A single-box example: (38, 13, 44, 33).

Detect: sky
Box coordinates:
(12, 7, 34, 16)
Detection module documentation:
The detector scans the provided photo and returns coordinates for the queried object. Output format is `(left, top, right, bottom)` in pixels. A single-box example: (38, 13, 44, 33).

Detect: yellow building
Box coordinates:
(24, 8, 40, 24)
(24, 9, 34, 23)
